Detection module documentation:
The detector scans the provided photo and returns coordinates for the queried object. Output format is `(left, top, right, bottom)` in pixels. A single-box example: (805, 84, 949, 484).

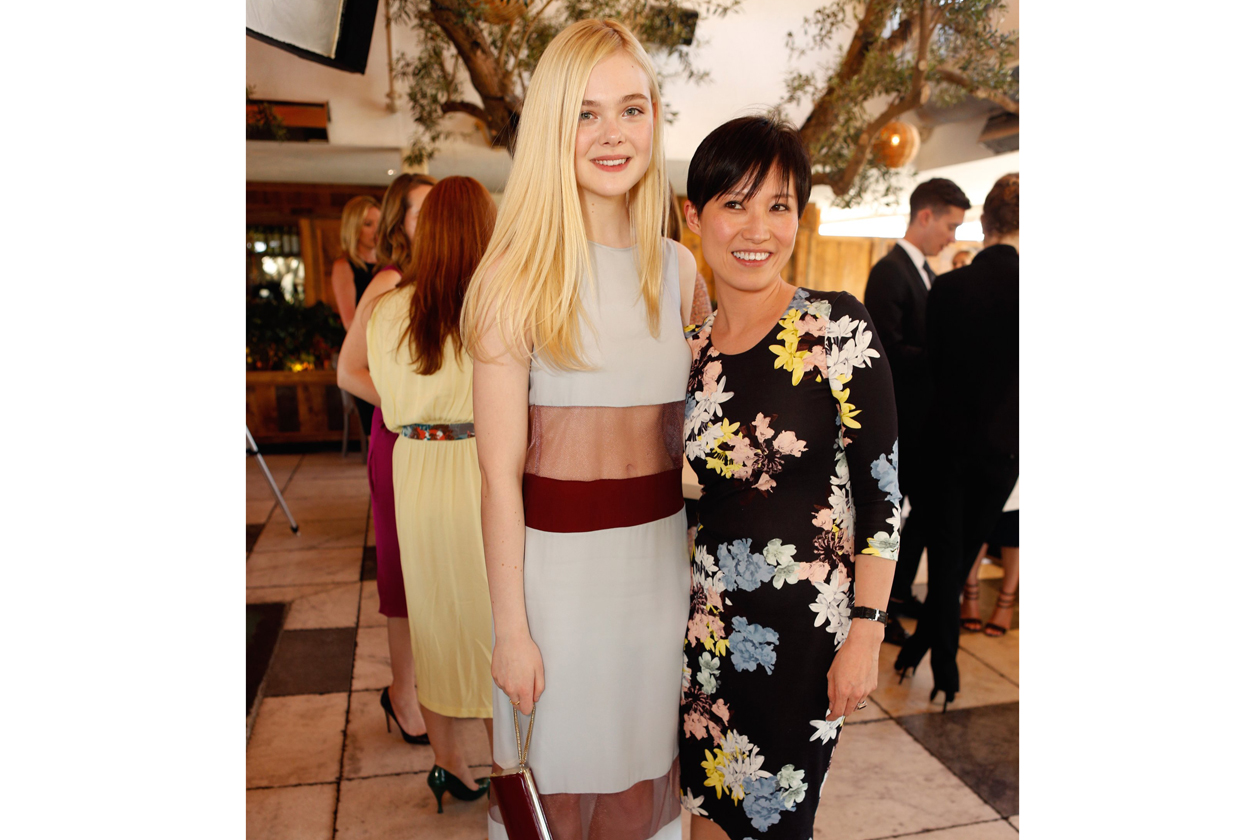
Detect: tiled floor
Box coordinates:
(247, 450, 1019, 839)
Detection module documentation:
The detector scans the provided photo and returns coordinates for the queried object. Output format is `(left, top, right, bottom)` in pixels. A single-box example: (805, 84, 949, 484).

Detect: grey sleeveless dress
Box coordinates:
(489, 240, 691, 840)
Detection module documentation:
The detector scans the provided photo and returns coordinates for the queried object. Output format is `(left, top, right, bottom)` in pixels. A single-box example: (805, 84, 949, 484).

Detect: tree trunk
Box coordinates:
(798, 3, 898, 151)
(430, 1, 522, 149)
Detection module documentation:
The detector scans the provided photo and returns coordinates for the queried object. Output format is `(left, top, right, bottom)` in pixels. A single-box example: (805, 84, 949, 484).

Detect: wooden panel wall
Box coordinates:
(246, 181, 388, 224)
(246, 370, 347, 443)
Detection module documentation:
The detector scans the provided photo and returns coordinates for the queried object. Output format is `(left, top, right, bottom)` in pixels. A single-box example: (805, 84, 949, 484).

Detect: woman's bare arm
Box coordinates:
(330, 258, 357, 329)
(674, 241, 698, 327)
(336, 269, 400, 405)
(472, 291, 546, 715)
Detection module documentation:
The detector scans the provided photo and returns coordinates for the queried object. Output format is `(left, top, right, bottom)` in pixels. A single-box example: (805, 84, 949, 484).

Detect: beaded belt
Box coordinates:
(399, 422, 475, 441)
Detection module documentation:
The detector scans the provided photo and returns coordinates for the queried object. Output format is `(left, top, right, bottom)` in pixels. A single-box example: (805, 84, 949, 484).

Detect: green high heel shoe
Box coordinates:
(427, 766, 490, 813)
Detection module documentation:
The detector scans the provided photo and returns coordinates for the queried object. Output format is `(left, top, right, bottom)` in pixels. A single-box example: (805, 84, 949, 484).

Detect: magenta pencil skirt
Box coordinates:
(368, 406, 408, 618)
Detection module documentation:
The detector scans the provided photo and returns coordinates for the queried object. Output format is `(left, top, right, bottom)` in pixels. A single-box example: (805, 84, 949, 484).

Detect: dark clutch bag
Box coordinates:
(489, 705, 554, 840)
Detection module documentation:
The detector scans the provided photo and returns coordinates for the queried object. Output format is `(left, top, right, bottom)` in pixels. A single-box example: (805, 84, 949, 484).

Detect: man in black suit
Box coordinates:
(894, 173, 1019, 706)
(863, 178, 971, 639)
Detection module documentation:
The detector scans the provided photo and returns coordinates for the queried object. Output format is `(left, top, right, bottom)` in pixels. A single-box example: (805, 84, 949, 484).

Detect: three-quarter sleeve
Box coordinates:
(823, 292, 902, 562)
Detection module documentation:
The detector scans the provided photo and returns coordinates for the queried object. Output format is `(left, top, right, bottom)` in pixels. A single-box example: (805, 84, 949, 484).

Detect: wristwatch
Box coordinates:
(851, 606, 891, 626)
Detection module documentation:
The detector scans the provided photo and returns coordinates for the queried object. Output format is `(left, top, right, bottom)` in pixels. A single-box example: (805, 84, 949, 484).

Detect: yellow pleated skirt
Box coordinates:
(392, 435, 493, 718)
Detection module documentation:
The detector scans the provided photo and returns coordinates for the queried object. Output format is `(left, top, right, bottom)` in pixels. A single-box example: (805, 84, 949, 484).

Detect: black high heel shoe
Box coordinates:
(930, 686, 957, 713)
(380, 687, 430, 745)
(427, 766, 490, 813)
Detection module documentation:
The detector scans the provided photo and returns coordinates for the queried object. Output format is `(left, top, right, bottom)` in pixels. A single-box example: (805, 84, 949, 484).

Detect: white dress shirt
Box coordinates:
(896, 239, 931, 289)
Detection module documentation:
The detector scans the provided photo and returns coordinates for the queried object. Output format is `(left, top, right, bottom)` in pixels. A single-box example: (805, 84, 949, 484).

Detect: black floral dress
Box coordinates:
(678, 288, 902, 839)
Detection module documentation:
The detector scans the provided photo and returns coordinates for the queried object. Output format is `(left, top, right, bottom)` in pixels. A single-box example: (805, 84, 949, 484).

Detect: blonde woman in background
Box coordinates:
(337, 172, 436, 744)
(331, 195, 382, 329)
(463, 19, 696, 840)
(331, 195, 382, 437)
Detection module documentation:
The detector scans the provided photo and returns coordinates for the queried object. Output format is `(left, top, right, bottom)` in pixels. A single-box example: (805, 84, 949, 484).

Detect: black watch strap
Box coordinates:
(851, 606, 891, 626)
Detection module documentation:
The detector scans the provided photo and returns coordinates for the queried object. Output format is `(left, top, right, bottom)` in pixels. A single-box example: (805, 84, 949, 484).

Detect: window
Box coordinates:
(247, 225, 305, 304)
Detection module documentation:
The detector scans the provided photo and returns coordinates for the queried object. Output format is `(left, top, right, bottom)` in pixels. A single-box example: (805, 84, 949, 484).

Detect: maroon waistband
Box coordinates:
(522, 468, 684, 533)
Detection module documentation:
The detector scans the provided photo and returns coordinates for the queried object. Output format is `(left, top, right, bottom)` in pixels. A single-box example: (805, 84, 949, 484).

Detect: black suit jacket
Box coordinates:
(925, 244, 1019, 463)
(864, 243, 931, 488)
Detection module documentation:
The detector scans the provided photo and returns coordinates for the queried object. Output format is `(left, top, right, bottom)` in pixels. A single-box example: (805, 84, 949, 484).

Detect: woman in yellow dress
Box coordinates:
(339, 176, 497, 810)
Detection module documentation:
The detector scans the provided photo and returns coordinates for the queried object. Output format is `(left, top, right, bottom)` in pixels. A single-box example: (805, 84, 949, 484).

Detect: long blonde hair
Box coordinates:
(339, 195, 379, 270)
(461, 19, 668, 370)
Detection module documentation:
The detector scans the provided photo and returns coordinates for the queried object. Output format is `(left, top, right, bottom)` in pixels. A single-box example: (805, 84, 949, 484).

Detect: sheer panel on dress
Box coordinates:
(525, 402, 684, 481)
(490, 757, 680, 840)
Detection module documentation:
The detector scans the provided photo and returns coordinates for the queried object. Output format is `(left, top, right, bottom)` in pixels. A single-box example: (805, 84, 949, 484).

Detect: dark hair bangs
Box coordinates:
(687, 115, 812, 218)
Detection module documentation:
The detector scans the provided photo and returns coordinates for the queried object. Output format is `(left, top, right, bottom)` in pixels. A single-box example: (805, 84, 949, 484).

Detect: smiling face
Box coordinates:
(358, 206, 381, 251)
(573, 51, 655, 202)
(403, 184, 433, 242)
(685, 168, 799, 295)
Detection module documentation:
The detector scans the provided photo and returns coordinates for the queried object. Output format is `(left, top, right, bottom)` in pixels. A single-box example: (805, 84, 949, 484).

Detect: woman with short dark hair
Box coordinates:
(677, 115, 902, 840)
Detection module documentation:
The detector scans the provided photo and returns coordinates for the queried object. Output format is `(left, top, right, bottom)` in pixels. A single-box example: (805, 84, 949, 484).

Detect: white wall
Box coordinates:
(246, 0, 1018, 193)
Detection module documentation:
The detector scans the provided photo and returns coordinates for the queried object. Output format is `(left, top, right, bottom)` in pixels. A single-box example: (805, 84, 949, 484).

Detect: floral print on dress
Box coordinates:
(679, 288, 902, 839)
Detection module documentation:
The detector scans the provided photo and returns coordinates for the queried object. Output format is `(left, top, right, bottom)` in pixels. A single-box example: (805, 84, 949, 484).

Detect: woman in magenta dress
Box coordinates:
(341, 171, 435, 742)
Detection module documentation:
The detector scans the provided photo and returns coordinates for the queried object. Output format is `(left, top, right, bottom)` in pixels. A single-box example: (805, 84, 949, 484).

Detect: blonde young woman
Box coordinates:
(462, 19, 696, 840)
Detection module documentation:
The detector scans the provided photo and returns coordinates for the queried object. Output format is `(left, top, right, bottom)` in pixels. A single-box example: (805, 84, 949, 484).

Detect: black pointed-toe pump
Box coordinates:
(380, 687, 430, 745)
(427, 766, 490, 813)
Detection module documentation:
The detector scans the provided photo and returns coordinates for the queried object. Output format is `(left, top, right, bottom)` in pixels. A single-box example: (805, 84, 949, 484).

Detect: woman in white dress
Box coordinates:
(462, 19, 696, 840)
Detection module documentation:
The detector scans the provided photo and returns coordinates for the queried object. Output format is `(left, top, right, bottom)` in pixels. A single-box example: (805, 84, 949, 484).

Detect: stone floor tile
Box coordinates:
(246, 694, 348, 788)
(352, 625, 393, 691)
(892, 819, 1019, 839)
(898, 702, 1018, 817)
(246, 783, 336, 840)
(344, 689, 435, 779)
(289, 462, 372, 483)
(265, 628, 358, 696)
(359, 582, 387, 627)
(1008, 814, 1018, 829)
(246, 582, 361, 630)
(247, 479, 288, 506)
(282, 476, 370, 500)
(335, 773, 490, 840)
(276, 494, 371, 523)
(959, 629, 1019, 685)
(247, 499, 275, 524)
(258, 453, 304, 469)
(813, 720, 998, 840)
(247, 524, 265, 557)
(299, 450, 365, 468)
(247, 548, 362, 587)
(343, 690, 492, 780)
(361, 546, 377, 581)
(253, 516, 366, 553)
(845, 698, 890, 724)
(868, 640, 1018, 718)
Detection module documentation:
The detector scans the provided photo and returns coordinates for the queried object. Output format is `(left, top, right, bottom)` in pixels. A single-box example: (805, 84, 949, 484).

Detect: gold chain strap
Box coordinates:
(511, 704, 536, 766)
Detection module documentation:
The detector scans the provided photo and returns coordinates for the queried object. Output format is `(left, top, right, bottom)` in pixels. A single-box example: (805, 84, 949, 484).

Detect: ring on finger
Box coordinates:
(856, 700, 868, 710)
(510, 699, 520, 707)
